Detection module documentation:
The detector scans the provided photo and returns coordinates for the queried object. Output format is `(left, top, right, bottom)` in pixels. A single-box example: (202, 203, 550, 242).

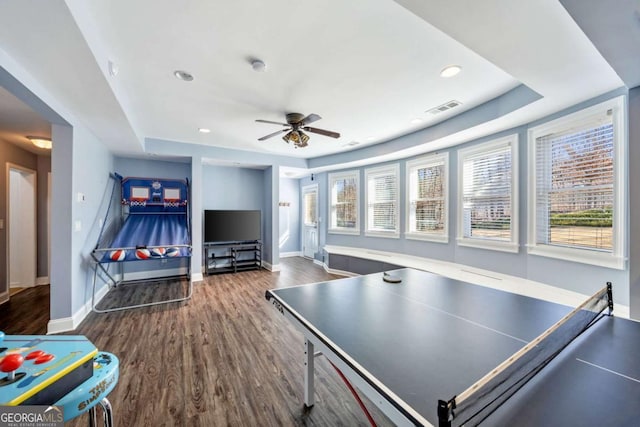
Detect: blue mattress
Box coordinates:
(99, 213, 191, 262)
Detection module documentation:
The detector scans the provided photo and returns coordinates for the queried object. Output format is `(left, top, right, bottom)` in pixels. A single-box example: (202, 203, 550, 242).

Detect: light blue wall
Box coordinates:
(202, 165, 265, 211)
(72, 125, 115, 315)
(190, 156, 203, 277)
(50, 124, 73, 319)
(263, 166, 279, 268)
(279, 178, 301, 254)
(115, 157, 191, 180)
(36, 155, 51, 277)
(323, 89, 630, 305)
(201, 164, 270, 262)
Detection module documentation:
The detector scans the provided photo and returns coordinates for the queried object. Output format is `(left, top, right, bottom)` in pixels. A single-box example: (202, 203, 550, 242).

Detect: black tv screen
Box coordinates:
(204, 210, 261, 242)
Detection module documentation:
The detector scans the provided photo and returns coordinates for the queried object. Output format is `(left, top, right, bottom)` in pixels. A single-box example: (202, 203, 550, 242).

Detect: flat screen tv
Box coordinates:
(204, 210, 261, 243)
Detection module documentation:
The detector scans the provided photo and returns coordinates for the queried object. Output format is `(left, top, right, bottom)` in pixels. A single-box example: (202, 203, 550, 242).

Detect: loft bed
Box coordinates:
(91, 173, 192, 313)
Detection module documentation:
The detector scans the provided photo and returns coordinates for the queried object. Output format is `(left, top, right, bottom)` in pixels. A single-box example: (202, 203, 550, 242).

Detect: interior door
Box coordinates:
(302, 185, 318, 259)
(8, 165, 37, 290)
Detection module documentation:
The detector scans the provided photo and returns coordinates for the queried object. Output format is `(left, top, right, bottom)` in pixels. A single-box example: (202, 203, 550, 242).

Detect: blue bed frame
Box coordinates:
(91, 173, 193, 312)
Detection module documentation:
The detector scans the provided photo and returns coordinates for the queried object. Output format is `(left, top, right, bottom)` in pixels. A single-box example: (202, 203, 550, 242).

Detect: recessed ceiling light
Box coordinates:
(174, 70, 194, 81)
(440, 65, 462, 78)
(198, 128, 211, 133)
(342, 141, 360, 148)
(366, 136, 375, 141)
(410, 118, 424, 124)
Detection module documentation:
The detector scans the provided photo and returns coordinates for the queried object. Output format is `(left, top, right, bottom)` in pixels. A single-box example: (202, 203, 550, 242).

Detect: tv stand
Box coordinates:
(205, 241, 262, 275)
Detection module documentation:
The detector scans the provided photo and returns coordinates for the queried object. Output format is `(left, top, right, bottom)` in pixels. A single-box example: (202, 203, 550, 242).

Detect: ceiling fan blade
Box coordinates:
(256, 119, 289, 126)
(258, 128, 289, 141)
(300, 113, 322, 126)
(303, 126, 340, 138)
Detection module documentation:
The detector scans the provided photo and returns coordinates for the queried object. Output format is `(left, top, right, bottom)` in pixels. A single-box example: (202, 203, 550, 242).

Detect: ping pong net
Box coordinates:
(438, 282, 613, 427)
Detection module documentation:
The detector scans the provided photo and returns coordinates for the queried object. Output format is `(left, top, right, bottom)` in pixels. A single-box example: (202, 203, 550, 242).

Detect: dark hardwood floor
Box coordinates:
(56, 257, 393, 426)
(0, 285, 50, 335)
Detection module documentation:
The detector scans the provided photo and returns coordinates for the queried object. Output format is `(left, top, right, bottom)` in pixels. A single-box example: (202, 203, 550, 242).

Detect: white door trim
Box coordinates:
(302, 184, 319, 259)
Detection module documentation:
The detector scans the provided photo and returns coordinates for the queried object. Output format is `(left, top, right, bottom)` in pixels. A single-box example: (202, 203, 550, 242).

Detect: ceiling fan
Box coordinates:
(256, 113, 340, 148)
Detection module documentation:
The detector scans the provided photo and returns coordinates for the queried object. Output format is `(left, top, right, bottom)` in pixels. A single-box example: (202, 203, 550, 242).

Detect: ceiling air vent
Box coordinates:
(427, 100, 462, 115)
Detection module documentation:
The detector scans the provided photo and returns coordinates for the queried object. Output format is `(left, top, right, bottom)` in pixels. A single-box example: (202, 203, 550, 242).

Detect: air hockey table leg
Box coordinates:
(99, 397, 114, 427)
(88, 407, 97, 427)
(87, 398, 113, 427)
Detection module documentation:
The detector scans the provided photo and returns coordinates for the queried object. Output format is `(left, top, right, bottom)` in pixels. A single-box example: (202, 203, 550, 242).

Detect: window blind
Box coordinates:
(409, 159, 445, 233)
(535, 121, 613, 251)
(462, 145, 512, 240)
(367, 168, 398, 233)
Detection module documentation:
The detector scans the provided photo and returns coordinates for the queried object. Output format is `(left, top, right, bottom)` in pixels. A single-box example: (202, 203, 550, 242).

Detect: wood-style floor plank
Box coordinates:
(0, 285, 49, 335)
(60, 257, 393, 426)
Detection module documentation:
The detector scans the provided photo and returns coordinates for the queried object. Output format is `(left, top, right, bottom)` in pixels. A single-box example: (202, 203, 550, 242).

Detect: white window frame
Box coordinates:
(365, 163, 400, 238)
(457, 134, 519, 253)
(527, 96, 626, 269)
(405, 153, 449, 243)
(328, 170, 360, 235)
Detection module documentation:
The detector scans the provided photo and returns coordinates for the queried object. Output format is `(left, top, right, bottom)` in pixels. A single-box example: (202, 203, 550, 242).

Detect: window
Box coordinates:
(457, 135, 519, 252)
(302, 185, 317, 226)
(528, 96, 625, 269)
(328, 170, 360, 234)
(365, 164, 399, 237)
(406, 153, 448, 242)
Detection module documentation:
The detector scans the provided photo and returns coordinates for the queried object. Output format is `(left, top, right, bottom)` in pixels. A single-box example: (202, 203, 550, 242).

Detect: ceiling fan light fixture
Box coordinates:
(27, 136, 52, 150)
(282, 131, 292, 143)
(282, 130, 310, 148)
(298, 131, 310, 147)
(259, 112, 338, 147)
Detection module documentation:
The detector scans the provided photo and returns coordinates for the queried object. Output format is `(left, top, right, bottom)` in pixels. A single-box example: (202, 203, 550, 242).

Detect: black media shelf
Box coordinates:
(205, 241, 262, 275)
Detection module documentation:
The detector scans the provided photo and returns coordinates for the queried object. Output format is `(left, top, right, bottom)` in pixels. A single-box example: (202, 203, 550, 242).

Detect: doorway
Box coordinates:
(302, 184, 318, 259)
(7, 164, 37, 294)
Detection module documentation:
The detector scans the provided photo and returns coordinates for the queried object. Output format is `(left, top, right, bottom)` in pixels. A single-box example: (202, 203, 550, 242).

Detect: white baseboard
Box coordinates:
(322, 262, 358, 277)
(313, 259, 323, 266)
(280, 251, 302, 258)
(10, 278, 49, 288)
(47, 283, 110, 334)
(262, 261, 280, 272)
(123, 267, 188, 282)
(191, 272, 204, 282)
(47, 317, 74, 335)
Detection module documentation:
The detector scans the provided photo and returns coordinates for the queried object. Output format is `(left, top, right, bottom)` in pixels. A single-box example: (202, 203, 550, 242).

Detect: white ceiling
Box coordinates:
(0, 0, 627, 165)
(0, 87, 52, 155)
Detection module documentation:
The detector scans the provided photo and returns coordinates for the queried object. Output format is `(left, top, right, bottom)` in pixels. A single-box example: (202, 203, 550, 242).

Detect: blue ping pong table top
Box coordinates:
(266, 268, 640, 426)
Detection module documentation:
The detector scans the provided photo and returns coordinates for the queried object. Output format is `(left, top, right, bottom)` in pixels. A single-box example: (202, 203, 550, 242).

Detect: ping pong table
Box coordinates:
(265, 268, 640, 426)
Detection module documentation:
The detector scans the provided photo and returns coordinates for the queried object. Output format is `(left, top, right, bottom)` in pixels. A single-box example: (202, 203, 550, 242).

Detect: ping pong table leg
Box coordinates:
(304, 339, 315, 407)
